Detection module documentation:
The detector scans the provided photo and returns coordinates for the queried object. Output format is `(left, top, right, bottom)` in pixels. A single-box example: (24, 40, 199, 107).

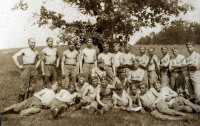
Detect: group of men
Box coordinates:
(1, 36, 200, 121)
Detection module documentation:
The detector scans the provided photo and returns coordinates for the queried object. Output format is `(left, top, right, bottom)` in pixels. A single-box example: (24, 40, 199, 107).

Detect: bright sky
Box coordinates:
(0, 0, 200, 49)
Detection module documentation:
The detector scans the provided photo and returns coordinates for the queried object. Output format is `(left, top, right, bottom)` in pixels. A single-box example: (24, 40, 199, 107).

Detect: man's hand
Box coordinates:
(19, 65, 24, 70)
(165, 96, 172, 102)
(42, 72, 45, 76)
(141, 108, 145, 114)
(62, 73, 65, 79)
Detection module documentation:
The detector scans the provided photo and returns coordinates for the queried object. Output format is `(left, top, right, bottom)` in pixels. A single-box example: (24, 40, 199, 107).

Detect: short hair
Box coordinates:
(132, 58, 139, 63)
(102, 43, 109, 48)
(172, 47, 178, 51)
(100, 76, 108, 81)
(161, 46, 168, 50)
(28, 38, 35, 43)
(124, 43, 130, 47)
(186, 42, 194, 47)
(140, 46, 146, 50)
(114, 43, 120, 47)
(153, 80, 162, 87)
(139, 83, 146, 88)
(46, 37, 53, 42)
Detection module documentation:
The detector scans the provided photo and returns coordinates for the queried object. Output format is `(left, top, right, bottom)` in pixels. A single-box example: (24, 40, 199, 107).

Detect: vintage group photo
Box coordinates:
(0, 0, 200, 126)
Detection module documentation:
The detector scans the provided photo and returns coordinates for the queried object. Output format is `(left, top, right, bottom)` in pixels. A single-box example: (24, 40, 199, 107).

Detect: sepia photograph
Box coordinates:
(0, 0, 200, 126)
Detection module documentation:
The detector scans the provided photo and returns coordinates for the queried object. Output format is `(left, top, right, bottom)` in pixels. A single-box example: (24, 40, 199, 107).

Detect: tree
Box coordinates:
(137, 20, 200, 45)
(13, 0, 192, 48)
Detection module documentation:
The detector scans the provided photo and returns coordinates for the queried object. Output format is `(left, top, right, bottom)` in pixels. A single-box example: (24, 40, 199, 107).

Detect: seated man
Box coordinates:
(128, 59, 144, 89)
(1, 82, 58, 116)
(96, 76, 115, 114)
(154, 81, 200, 113)
(50, 85, 77, 119)
(138, 84, 190, 121)
(112, 69, 129, 93)
(91, 58, 106, 80)
(112, 82, 132, 111)
(128, 84, 143, 112)
(80, 76, 100, 114)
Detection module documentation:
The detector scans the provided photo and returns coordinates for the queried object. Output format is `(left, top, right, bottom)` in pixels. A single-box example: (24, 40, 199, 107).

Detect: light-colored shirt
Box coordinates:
(169, 54, 186, 70)
(112, 51, 123, 68)
(112, 90, 131, 105)
(128, 68, 144, 82)
(120, 52, 135, 65)
(34, 88, 56, 106)
(148, 54, 160, 71)
(55, 89, 77, 103)
(186, 51, 200, 69)
(158, 86, 177, 107)
(81, 48, 97, 63)
(98, 53, 113, 66)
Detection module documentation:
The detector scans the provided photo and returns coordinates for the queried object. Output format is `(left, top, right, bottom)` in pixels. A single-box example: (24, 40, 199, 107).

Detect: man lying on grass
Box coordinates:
(154, 80, 200, 113)
(138, 83, 193, 121)
(1, 82, 58, 116)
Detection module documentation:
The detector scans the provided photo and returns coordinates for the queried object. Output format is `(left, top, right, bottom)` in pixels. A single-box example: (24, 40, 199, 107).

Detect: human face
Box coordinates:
(130, 85, 137, 95)
(78, 77, 85, 85)
(51, 82, 58, 91)
(148, 50, 154, 57)
(47, 38, 53, 48)
(76, 42, 81, 50)
(172, 49, 179, 57)
(154, 82, 161, 92)
(140, 47, 145, 55)
(91, 79, 98, 87)
(68, 86, 75, 94)
(119, 72, 126, 79)
(101, 80, 108, 88)
(98, 62, 105, 69)
(133, 61, 139, 69)
(186, 45, 194, 54)
(28, 39, 36, 49)
(140, 85, 147, 94)
(161, 48, 167, 55)
(69, 42, 75, 50)
(114, 45, 120, 52)
(103, 45, 109, 53)
(124, 45, 130, 53)
(87, 38, 93, 48)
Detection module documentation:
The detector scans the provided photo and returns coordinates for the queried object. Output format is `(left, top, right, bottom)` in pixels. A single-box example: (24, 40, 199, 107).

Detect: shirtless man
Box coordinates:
(61, 41, 79, 89)
(112, 43, 123, 76)
(128, 59, 144, 89)
(185, 42, 200, 104)
(169, 48, 187, 93)
(96, 76, 115, 114)
(1, 82, 58, 116)
(154, 81, 200, 113)
(41, 37, 60, 87)
(80, 37, 97, 81)
(160, 46, 170, 86)
(112, 69, 129, 93)
(147, 48, 160, 88)
(138, 84, 189, 121)
(75, 41, 82, 73)
(137, 46, 149, 87)
(120, 43, 135, 76)
(13, 38, 40, 102)
(98, 43, 115, 81)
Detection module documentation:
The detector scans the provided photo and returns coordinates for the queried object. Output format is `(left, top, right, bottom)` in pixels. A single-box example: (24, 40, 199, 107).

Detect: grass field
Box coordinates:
(0, 45, 200, 126)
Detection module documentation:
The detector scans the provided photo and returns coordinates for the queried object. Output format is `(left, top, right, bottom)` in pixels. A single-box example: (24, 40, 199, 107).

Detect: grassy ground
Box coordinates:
(0, 45, 200, 126)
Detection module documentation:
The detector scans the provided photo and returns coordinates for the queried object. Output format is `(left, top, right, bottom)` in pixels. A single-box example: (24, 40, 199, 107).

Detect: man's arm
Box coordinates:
(80, 50, 84, 73)
(56, 49, 60, 68)
(96, 88, 106, 107)
(94, 50, 97, 67)
(13, 49, 24, 69)
(41, 50, 46, 76)
(61, 52, 66, 77)
(154, 56, 160, 71)
(35, 51, 40, 69)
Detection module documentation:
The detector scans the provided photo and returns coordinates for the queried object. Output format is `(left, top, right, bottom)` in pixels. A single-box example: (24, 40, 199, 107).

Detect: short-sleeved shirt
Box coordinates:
(55, 89, 77, 103)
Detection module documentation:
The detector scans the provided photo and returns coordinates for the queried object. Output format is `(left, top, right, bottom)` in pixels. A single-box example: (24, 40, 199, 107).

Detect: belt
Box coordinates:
(65, 64, 76, 66)
(187, 67, 197, 71)
(23, 64, 35, 65)
(84, 62, 94, 64)
(45, 64, 55, 66)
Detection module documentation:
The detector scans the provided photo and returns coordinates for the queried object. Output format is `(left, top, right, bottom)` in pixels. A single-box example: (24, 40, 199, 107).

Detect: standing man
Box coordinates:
(185, 43, 200, 104)
(41, 37, 60, 88)
(61, 41, 79, 89)
(112, 43, 123, 76)
(147, 48, 160, 88)
(169, 48, 186, 93)
(80, 37, 97, 81)
(120, 43, 135, 76)
(137, 46, 149, 87)
(160, 46, 170, 86)
(98, 43, 115, 80)
(13, 38, 40, 102)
